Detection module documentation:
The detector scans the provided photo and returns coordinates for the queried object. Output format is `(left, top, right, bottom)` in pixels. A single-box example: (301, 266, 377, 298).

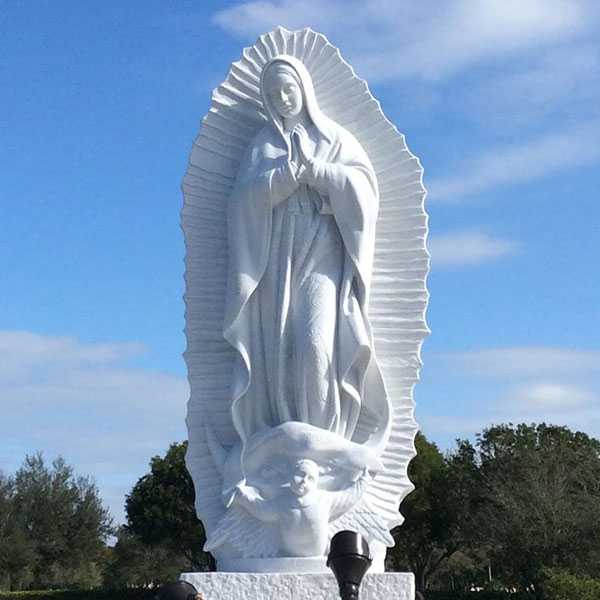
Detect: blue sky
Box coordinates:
(2, 1, 599, 525)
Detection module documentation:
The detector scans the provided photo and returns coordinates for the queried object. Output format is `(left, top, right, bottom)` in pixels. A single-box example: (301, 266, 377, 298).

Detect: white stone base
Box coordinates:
(180, 571, 415, 600)
(211, 548, 386, 574)
(216, 556, 329, 573)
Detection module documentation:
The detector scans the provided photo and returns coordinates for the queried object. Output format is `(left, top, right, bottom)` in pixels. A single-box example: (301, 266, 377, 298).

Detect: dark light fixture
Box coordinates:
(327, 530, 372, 600)
(154, 580, 199, 600)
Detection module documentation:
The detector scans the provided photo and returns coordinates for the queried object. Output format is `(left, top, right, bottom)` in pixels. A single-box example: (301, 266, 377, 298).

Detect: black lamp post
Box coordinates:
(327, 530, 372, 600)
(154, 580, 199, 600)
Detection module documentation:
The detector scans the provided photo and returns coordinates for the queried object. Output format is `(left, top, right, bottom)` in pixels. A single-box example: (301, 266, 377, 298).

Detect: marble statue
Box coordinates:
(216, 459, 369, 558)
(182, 27, 429, 574)
(225, 55, 388, 454)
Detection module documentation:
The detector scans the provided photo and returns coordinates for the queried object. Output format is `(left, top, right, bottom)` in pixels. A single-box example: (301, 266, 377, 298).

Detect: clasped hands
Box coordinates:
(290, 123, 319, 186)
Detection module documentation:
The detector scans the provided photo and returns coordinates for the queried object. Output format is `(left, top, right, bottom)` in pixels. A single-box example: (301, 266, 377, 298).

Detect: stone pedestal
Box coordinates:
(180, 572, 414, 600)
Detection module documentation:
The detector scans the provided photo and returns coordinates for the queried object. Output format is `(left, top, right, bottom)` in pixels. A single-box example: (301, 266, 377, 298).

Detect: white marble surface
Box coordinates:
(183, 26, 429, 569)
(204, 422, 391, 562)
(180, 572, 415, 600)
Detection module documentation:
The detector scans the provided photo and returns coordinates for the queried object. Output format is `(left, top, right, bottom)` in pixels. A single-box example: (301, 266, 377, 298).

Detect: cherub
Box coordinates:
(232, 458, 370, 557)
(203, 421, 394, 560)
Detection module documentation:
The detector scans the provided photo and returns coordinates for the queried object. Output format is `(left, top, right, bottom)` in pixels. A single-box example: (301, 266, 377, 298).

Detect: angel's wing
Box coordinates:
(204, 504, 279, 559)
(183, 26, 429, 546)
(329, 494, 395, 547)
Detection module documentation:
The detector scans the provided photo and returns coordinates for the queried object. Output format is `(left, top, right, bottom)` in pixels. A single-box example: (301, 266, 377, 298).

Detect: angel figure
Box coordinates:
(208, 459, 373, 558)
(204, 423, 394, 560)
(223, 54, 391, 454)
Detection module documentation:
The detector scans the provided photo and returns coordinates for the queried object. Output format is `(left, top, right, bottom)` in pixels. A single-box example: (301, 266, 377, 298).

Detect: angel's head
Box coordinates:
(262, 61, 304, 120)
(290, 458, 319, 497)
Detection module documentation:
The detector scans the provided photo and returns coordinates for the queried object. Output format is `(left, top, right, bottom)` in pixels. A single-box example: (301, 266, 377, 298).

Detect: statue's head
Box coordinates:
(262, 61, 304, 119)
(260, 55, 334, 144)
(290, 458, 320, 496)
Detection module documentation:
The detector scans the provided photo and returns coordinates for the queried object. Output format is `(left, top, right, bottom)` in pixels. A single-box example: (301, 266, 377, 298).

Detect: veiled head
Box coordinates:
(262, 61, 304, 119)
(260, 56, 333, 143)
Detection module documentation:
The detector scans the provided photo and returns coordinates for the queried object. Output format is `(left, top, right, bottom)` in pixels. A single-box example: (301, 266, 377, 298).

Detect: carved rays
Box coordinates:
(182, 26, 429, 553)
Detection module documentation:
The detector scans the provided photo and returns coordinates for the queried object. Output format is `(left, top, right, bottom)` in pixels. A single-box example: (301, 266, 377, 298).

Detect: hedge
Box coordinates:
(0, 592, 537, 600)
(426, 582, 600, 600)
(0, 591, 155, 600)
(0, 591, 530, 600)
(4, 582, 600, 600)
(426, 593, 532, 600)
(543, 570, 600, 600)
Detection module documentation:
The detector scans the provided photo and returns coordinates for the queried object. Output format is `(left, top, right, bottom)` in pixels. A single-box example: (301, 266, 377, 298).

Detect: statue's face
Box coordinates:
(290, 460, 319, 497)
(266, 70, 303, 119)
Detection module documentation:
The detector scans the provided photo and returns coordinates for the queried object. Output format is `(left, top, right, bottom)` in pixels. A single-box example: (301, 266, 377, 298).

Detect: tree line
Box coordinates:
(1, 422, 599, 598)
(389, 424, 600, 594)
(0, 455, 112, 590)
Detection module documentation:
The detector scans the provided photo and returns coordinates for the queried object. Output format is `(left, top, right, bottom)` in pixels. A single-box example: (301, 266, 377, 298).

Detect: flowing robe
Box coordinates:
(223, 118, 390, 454)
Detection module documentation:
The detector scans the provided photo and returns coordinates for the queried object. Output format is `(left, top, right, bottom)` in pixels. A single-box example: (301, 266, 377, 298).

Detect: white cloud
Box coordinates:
(0, 330, 146, 381)
(419, 380, 599, 449)
(494, 382, 599, 440)
(212, 0, 597, 82)
(213, 0, 341, 39)
(441, 347, 600, 379)
(0, 331, 189, 524)
(421, 346, 600, 447)
(428, 119, 600, 202)
(461, 43, 600, 128)
(428, 231, 517, 266)
(418, 414, 488, 440)
(507, 381, 596, 410)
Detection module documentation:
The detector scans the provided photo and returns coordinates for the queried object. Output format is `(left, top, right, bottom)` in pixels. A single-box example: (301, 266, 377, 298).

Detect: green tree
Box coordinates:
(386, 433, 481, 592)
(124, 442, 214, 572)
(472, 423, 600, 594)
(542, 568, 600, 600)
(103, 527, 187, 588)
(1, 455, 112, 591)
(0, 472, 35, 591)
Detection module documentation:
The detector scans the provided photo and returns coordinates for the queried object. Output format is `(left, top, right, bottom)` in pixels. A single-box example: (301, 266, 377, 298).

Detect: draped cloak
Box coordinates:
(223, 56, 391, 458)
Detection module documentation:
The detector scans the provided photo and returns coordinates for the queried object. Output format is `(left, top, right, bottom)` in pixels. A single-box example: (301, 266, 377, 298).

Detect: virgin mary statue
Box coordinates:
(183, 27, 428, 569)
(224, 55, 390, 452)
